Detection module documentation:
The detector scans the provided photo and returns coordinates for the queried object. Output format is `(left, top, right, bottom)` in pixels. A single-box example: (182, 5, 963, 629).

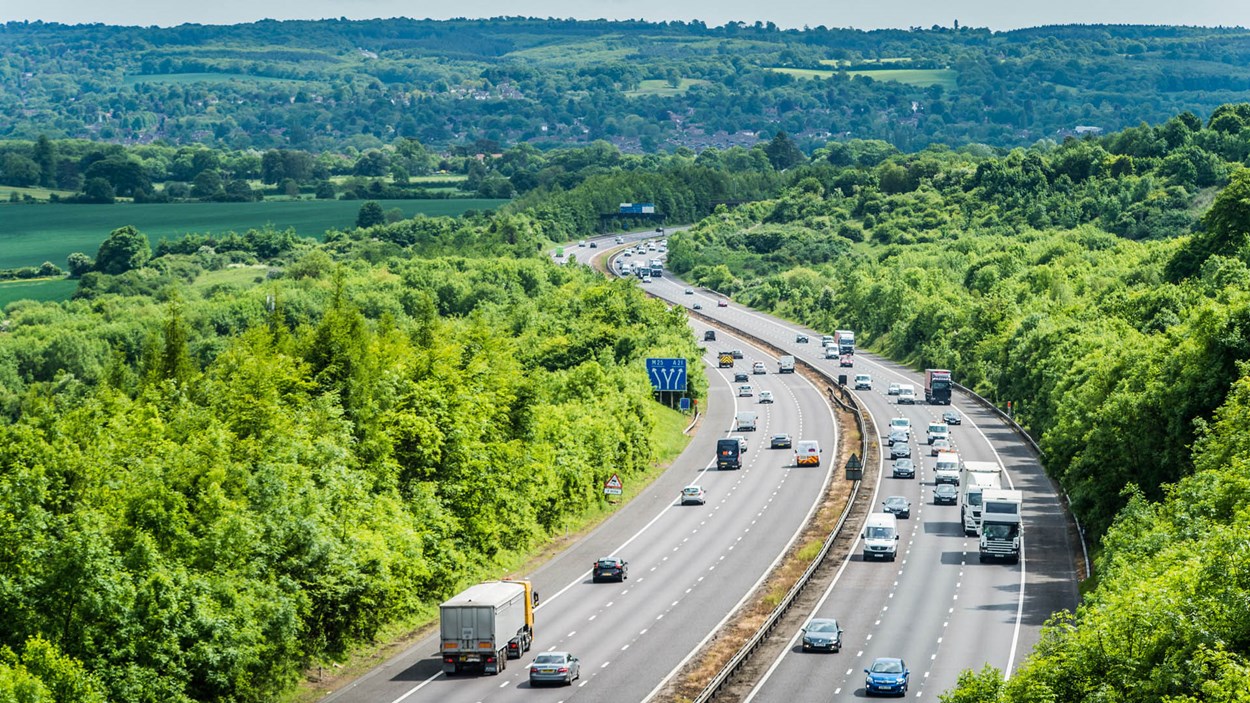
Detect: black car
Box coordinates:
(795, 334, 809, 343)
(801, 618, 843, 652)
(887, 430, 909, 446)
(933, 484, 959, 505)
(883, 496, 912, 519)
(734, 372, 750, 383)
(892, 459, 915, 479)
(589, 241, 597, 248)
(704, 330, 716, 341)
(592, 557, 628, 582)
(890, 442, 912, 459)
(942, 410, 962, 425)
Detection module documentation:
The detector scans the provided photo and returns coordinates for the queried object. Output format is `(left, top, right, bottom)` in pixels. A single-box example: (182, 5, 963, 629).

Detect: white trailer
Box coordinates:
(440, 580, 534, 675)
(960, 461, 1003, 535)
(979, 488, 1023, 563)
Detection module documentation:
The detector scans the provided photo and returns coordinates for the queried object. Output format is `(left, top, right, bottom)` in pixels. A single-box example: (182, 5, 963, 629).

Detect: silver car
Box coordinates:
(529, 652, 580, 686)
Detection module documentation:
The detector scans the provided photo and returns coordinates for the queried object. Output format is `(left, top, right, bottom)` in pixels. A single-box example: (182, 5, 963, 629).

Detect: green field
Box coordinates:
(123, 72, 303, 86)
(0, 199, 507, 270)
(3, 185, 78, 201)
(0, 278, 78, 308)
(769, 67, 957, 89)
(624, 78, 710, 97)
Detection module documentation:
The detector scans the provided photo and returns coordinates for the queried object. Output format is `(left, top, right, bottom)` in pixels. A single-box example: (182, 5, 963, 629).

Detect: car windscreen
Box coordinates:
(866, 526, 894, 539)
(597, 559, 618, 568)
(534, 654, 565, 664)
(872, 660, 903, 673)
(807, 620, 838, 633)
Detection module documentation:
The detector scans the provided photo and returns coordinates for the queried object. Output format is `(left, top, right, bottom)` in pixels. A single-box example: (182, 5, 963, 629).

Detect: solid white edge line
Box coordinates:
(639, 357, 841, 703)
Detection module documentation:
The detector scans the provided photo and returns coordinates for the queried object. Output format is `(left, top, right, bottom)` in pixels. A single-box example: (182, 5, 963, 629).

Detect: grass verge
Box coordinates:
(284, 401, 695, 703)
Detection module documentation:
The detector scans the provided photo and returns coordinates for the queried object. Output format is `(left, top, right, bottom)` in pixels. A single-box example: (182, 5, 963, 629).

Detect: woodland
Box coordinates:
(4, 16, 1250, 700)
(6, 19, 1250, 152)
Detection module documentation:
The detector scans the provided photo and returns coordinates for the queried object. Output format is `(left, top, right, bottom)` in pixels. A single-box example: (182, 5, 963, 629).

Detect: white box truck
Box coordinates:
(960, 461, 1003, 535)
(441, 580, 535, 675)
(979, 488, 1023, 563)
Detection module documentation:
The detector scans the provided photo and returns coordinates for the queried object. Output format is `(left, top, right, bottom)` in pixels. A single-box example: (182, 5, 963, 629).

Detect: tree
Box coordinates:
(81, 177, 115, 204)
(764, 131, 806, 170)
(66, 253, 94, 278)
(82, 155, 150, 197)
(356, 201, 385, 228)
(94, 225, 151, 275)
(33, 135, 57, 188)
(191, 169, 223, 199)
(1, 153, 40, 187)
(315, 181, 336, 199)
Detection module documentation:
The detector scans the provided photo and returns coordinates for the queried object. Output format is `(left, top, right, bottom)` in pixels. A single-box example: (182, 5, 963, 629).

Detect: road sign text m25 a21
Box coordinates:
(646, 358, 687, 391)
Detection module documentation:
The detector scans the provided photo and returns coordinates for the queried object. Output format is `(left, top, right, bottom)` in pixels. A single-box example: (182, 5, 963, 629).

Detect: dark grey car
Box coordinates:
(892, 459, 915, 479)
(890, 442, 912, 459)
(933, 484, 959, 505)
(529, 652, 580, 686)
(883, 496, 912, 519)
(801, 618, 843, 652)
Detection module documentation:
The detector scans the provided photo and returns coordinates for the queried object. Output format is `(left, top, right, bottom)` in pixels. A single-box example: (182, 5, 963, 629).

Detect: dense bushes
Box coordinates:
(0, 228, 704, 700)
(670, 107, 1250, 700)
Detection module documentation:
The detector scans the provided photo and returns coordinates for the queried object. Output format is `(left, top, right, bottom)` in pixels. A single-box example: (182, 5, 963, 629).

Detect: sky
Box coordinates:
(2, 0, 1249, 30)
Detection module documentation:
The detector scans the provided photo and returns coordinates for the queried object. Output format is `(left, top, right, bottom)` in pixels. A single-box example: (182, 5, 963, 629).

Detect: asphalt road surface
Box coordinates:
(323, 230, 843, 703)
(632, 260, 1080, 701)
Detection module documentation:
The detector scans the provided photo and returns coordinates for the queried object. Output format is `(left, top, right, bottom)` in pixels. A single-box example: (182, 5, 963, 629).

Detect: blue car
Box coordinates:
(865, 657, 909, 696)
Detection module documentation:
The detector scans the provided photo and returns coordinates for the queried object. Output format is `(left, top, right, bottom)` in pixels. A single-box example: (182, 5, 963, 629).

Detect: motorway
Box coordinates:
(621, 240, 1081, 700)
(323, 231, 843, 702)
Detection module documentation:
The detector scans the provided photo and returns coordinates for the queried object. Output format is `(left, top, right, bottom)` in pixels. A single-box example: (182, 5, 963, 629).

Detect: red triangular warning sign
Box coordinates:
(605, 473, 623, 489)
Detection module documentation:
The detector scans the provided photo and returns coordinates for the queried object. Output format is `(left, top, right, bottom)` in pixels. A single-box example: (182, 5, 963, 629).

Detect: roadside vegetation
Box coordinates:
(668, 104, 1250, 700)
(0, 201, 707, 700)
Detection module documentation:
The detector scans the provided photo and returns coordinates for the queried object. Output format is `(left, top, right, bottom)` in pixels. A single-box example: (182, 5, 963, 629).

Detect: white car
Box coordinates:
(680, 485, 706, 505)
(738, 385, 753, 397)
(759, 390, 774, 404)
(854, 373, 872, 390)
(731, 435, 748, 452)
(685, 288, 694, 295)
(753, 362, 767, 375)
(887, 382, 901, 395)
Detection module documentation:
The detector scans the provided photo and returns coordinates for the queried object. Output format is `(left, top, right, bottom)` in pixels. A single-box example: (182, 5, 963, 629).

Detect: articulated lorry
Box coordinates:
(925, 369, 953, 405)
(441, 579, 535, 675)
(835, 330, 856, 355)
(979, 488, 1023, 563)
(960, 461, 1003, 536)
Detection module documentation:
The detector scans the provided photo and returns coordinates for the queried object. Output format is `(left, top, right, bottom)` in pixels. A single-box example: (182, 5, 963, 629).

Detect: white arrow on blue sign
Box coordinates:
(646, 358, 687, 392)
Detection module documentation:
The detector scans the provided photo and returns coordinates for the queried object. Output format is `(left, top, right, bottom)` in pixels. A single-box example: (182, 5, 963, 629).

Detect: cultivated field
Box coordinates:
(0, 198, 507, 271)
(0, 278, 78, 309)
(625, 78, 711, 97)
(769, 66, 958, 88)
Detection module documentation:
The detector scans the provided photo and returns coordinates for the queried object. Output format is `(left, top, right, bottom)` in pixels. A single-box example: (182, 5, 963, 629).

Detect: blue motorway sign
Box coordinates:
(646, 357, 687, 392)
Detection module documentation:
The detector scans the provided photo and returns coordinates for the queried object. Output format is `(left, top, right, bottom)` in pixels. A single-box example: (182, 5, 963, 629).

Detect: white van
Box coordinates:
(934, 451, 961, 485)
(862, 513, 899, 561)
(926, 422, 949, 444)
(897, 383, 917, 404)
(794, 440, 822, 466)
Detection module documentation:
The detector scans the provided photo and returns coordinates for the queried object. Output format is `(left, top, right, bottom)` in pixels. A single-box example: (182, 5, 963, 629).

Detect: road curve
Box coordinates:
(322, 231, 842, 703)
(630, 256, 1080, 701)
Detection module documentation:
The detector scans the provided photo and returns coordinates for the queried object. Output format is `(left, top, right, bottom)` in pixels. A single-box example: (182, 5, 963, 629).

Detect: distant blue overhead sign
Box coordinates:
(646, 358, 687, 392)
